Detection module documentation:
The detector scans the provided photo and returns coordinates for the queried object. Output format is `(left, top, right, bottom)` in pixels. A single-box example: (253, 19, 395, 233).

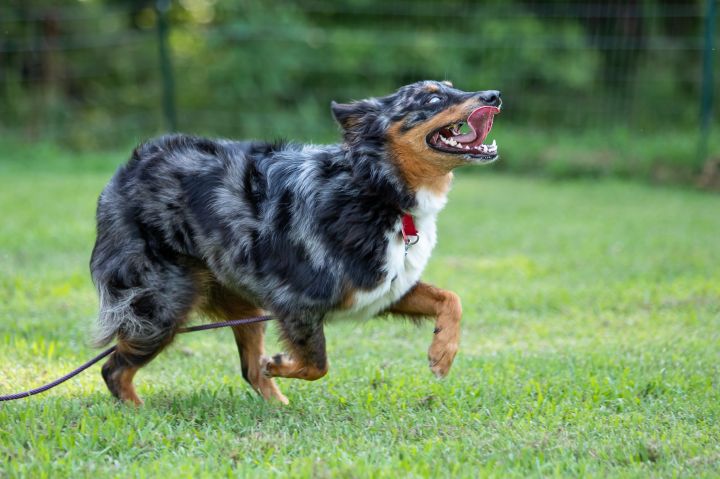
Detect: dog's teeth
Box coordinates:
(464, 145, 470, 150)
(448, 139, 457, 146)
(491, 139, 497, 148)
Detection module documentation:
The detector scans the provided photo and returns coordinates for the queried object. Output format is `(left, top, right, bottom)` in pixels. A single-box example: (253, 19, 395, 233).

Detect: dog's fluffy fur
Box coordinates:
(90, 80, 501, 404)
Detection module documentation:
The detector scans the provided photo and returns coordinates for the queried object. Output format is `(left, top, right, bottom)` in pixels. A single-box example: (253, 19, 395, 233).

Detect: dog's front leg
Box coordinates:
(261, 319, 329, 381)
(387, 282, 462, 378)
(231, 322, 288, 404)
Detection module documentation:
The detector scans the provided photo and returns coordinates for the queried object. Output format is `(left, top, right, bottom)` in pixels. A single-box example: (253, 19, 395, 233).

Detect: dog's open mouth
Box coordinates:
(427, 106, 500, 161)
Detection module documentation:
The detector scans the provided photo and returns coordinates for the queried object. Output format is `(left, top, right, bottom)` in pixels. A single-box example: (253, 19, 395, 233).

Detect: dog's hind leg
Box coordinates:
(262, 319, 328, 382)
(96, 261, 199, 405)
(385, 282, 462, 378)
(100, 293, 194, 406)
(101, 333, 176, 406)
(204, 287, 287, 403)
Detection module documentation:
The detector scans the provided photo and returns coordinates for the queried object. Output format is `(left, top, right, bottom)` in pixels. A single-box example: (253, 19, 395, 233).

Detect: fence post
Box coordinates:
(698, 0, 716, 162)
(155, 0, 177, 132)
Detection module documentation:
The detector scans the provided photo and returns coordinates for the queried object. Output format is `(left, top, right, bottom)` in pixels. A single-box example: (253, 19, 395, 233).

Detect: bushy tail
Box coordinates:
(92, 283, 152, 347)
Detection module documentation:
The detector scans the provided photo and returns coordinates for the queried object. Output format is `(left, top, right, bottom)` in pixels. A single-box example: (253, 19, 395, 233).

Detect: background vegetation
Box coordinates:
(1, 0, 718, 184)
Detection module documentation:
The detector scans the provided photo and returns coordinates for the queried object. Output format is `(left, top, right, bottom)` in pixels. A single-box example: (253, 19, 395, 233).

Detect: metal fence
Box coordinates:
(0, 1, 716, 156)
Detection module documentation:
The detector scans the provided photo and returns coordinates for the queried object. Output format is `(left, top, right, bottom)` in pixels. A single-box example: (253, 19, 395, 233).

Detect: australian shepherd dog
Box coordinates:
(90, 80, 502, 404)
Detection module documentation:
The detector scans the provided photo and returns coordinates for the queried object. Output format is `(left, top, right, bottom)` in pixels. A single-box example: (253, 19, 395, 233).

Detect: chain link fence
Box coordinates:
(0, 1, 717, 180)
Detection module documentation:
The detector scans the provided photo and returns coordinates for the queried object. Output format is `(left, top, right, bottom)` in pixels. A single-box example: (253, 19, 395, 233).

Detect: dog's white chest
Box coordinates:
(328, 188, 447, 321)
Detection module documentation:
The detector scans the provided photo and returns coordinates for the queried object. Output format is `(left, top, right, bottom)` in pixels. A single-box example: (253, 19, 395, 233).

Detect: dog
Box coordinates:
(90, 80, 502, 405)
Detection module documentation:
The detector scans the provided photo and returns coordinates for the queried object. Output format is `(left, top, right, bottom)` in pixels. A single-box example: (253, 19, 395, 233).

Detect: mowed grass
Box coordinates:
(0, 145, 719, 478)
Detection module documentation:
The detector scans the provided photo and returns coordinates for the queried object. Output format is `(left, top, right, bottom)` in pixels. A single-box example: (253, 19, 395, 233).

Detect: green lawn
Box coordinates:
(1, 145, 719, 478)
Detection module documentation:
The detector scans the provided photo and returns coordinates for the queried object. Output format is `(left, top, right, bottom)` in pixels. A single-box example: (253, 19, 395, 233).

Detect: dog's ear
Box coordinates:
(331, 101, 365, 130)
(331, 100, 382, 144)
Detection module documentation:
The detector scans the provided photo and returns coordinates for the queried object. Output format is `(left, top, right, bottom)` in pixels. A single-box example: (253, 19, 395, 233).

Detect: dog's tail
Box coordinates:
(89, 187, 165, 348)
(92, 282, 118, 347)
(90, 236, 153, 348)
(91, 282, 153, 347)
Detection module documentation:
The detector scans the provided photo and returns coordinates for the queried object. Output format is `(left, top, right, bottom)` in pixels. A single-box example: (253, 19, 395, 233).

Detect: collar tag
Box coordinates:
(401, 214, 420, 254)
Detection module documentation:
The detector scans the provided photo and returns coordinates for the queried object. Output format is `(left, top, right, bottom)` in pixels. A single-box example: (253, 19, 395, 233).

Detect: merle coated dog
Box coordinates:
(91, 80, 501, 404)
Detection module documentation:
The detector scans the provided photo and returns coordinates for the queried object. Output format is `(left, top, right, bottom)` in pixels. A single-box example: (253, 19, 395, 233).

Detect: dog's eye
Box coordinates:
(426, 96, 442, 105)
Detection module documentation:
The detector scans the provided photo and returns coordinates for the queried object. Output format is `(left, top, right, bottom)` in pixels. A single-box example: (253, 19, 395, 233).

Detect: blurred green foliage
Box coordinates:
(0, 0, 717, 181)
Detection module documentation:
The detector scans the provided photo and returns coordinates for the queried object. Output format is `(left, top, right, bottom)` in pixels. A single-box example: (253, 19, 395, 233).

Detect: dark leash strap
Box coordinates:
(0, 315, 273, 402)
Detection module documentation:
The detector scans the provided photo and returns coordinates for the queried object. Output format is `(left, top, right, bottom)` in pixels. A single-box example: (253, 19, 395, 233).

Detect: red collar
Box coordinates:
(401, 214, 419, 250)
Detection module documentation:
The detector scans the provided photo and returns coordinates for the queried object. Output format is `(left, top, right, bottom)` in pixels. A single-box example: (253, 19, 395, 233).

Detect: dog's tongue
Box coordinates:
(454, 106, 499, 144)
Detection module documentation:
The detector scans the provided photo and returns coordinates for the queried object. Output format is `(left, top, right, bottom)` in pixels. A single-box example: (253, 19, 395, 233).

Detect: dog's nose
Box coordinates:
(478, 90, 502, 107)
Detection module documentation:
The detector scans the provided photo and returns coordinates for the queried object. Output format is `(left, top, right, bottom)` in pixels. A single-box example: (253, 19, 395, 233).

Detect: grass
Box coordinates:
(1, 141, 719, 478)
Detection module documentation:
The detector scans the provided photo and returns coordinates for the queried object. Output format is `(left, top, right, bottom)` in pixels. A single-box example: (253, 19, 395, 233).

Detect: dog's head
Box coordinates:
(331, 80, 501, 188)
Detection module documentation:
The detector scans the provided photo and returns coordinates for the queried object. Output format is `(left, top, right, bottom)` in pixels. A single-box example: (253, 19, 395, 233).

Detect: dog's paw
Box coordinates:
(251, 357, 289, 405)
(101, 357, 143, 405)
(260, 355, 273, 378)
(267, 388, 290, 405)
(427, 336, 458, 378)
(260, 353, 292, 378)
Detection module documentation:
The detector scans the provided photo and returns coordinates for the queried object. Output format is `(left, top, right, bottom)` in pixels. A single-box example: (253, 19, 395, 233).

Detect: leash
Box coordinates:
(0, 315, 273, 402)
